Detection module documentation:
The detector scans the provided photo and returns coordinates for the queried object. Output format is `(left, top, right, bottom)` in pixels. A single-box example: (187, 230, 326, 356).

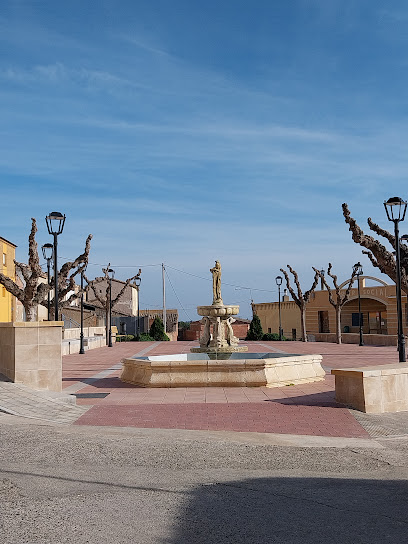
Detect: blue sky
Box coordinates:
(1, 0, 408, 320)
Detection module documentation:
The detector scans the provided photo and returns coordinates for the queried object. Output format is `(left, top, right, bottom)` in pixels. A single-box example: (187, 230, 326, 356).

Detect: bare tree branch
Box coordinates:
(280, 265, 319, 341)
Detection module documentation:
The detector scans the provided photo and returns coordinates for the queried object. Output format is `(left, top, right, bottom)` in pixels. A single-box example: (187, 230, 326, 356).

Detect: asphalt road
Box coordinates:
(1, 414, 408, 544)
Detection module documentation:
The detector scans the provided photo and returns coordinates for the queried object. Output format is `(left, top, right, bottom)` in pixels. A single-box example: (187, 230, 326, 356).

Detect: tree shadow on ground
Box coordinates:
(164, 476, 408, 544)
(267, 391, 339, 407)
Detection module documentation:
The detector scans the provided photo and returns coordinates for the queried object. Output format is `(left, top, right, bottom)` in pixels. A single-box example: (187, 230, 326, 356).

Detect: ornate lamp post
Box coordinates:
(79, 266, 86, 354)
(384, 197, 407, 362)
(275, 275, 283, 340)
(107, 267, 115, 348)
(135, 276, 141, 341)
(320, 269, 325, 290)
(45, 212, 66, 321)
(353, 262, 364, 347)
(41, 243, 54, 321)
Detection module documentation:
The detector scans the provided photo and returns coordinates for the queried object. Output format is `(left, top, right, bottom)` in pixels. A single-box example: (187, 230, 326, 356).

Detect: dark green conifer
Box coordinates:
(149, 316, 170, 341)
(246, 314, 264, 340)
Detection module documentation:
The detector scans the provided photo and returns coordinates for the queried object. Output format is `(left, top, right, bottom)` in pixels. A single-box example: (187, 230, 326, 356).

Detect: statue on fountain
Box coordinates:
(191, 260, 247, 355)
(210, 260, 223, 305)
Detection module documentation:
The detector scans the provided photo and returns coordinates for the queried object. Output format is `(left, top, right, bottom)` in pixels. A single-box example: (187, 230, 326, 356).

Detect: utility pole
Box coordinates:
(162, 263, 166, 333)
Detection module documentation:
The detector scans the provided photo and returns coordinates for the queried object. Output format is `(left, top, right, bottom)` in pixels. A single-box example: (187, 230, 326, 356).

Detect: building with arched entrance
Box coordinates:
(253, 275, 407, 345)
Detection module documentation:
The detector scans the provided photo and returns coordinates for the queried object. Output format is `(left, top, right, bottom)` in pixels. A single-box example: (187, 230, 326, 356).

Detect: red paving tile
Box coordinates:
(64, 340, 402, 437)
(74, 402, 369, 438)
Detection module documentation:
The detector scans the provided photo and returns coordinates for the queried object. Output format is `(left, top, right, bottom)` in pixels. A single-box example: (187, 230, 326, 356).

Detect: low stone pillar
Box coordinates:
(0, 321, 63, 391)
(332, 364, 408, 413)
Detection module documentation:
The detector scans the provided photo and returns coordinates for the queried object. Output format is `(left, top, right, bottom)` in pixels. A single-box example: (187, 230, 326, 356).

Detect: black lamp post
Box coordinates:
(45, 212, 66, 321)
(353, 262, 364, 347)
(79, 266, 86, 354)
(384, 197, 407, 362)
(135, 276, 141, 341)
(41, 243, 54, 321)
(107, 267, 115, 347)
(275, 275, 283, 340)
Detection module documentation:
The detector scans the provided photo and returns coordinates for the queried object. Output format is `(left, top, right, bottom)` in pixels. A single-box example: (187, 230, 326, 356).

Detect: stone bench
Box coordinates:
(332, 364, 408, 413)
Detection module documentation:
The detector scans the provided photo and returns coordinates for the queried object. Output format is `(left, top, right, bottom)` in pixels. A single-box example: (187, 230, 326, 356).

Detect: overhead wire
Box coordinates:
(164, 267, 193, 322)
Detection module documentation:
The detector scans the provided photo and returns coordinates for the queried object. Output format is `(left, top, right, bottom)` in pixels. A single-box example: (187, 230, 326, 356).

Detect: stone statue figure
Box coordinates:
(199, 316, 211, 347)
(225, 316, 239, 346)
(210, 260, 223, 305)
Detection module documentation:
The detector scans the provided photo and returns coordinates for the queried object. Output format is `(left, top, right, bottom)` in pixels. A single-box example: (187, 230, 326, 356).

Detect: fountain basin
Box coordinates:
(197, 304, 239, 317)
(120, 352, 325, 388)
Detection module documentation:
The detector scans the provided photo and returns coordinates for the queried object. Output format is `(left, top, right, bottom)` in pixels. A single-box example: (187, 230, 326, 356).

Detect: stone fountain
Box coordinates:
(190, 260, 247, 357)
(120, 261, 325, 388)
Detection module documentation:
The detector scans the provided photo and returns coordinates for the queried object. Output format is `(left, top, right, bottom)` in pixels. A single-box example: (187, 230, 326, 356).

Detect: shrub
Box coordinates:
(262, 333, 287, 341)
(138, 333, 155, 342)
(178, 321, 191, 331)
(262, 333, 279, 341)
(149, 316, 170, 341)
(246, 314, 264, 340)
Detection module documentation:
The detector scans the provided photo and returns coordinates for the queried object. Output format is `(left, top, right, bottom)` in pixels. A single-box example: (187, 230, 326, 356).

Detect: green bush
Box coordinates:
(178, 321, 191, 331)
(246, 314, 264, 340)
(262, 333, 287, 341)
(116, 334, 135, 342)
(149, 316, 170, 341)
(138, 333, 155, 341)
(262, 333, 279, 341)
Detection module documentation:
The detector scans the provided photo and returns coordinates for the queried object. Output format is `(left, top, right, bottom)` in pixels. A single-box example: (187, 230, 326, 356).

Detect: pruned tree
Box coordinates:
(85, 265, 142, 342)
(0, 219, 49, 321)
(280, 265, 319, 342)
(49, 234, 93, 315)
(313, 264, 357, 344)
(0, 218, 93, 322)
(342, 203, 408, 293)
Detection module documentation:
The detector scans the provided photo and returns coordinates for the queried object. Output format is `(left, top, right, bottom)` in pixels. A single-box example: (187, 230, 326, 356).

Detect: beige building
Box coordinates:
(86, 278, 139, 317)
(253, 294, 302, 340)
(306, 276, 401, 338)
(254, 275, 406, 344)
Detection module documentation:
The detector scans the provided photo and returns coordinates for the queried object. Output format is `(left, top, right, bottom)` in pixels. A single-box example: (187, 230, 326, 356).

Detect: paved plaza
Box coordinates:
(59, 340, 405, 439)
(3, 340, 408, 543)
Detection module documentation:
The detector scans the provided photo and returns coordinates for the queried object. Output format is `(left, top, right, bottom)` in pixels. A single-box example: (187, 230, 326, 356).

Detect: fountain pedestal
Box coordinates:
(190, 304, 248, 355)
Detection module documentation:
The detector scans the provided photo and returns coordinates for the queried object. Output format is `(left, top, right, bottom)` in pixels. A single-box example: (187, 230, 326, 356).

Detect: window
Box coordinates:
(2, 253, 6, 266)
(352, 313, 364, 326)
(268, 328, 271, 333)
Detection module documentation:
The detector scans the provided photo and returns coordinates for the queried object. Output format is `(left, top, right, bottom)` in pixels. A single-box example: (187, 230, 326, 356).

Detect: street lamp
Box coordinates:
(79, 266, 87, 354)
(275, 275, 283, 340)
(384, 196, 407, 362)
(134, 276, 141, 341)
(107, 267, 115, 348)
(45, 212, 66, 321)
(41, 243, 54, 321)
(320, 269, 325, 290)
(353, 262, 364, 347)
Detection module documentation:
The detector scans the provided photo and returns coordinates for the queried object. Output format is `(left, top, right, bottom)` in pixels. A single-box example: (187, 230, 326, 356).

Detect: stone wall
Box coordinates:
(0, 321, 63, 391)
(313, 332, 398, 346)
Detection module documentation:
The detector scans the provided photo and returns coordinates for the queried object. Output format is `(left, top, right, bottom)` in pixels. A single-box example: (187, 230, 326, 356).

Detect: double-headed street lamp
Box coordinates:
(384, 197, 407, 362)
(45, 212, 66, 321)
(275, 275, 283, 340)
(353, 262, 364, 347)
(107, 267, 115, 348)
(135, 276, 141, 341)
(41, 243, 54, 321)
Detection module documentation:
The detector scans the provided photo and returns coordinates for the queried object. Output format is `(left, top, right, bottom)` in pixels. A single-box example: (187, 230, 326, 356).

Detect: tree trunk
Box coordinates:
(335, 306, 342, 344)
(300, 307, 308, 342)
(105, 307, 109, 344)
(25, 305, 36, 322)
